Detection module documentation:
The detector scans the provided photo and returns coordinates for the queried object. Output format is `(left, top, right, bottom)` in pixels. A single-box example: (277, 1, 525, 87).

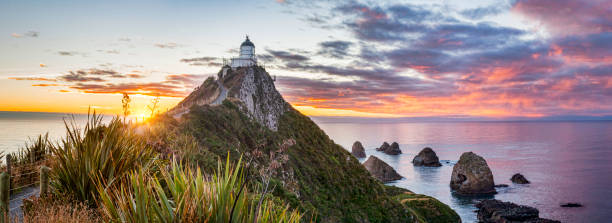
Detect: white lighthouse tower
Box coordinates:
(230, 36, 257, 68)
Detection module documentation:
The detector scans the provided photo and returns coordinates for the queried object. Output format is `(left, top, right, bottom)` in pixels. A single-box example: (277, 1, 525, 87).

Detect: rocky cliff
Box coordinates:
(171, 66, 287, 131)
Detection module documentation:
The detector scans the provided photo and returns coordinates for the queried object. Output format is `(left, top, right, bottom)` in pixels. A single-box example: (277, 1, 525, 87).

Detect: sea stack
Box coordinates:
(363, 156, 403, 182)
(376, 141, 402, 155)
(351, 141, 366, 158)
(450, 152, 496, 195)
(476, 199, 560, 223)
(511, 173, 530, 184)
(412, 147, 442, 167)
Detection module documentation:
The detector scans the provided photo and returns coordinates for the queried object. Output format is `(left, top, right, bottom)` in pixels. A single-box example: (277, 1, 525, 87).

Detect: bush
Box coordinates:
(97, 157, 303, 222)
(49, 112, 160, 205)
(20, 195, 101, 223)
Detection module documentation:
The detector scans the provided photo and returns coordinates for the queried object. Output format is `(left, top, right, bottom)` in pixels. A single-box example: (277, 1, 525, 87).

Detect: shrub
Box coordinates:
(49, 112, 160, 205)
(20, 195, 101, 223)
(97, 157, 303, 222)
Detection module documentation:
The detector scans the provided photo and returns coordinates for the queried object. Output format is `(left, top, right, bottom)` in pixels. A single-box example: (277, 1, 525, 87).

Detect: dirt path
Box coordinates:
(9, 186, 39, 221)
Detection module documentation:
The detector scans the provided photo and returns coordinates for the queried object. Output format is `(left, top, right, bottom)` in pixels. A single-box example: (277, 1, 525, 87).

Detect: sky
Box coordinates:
(0, 0, 610, 119)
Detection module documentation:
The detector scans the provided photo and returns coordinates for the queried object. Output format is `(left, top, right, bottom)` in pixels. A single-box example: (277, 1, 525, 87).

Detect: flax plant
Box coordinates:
(97, 157, 303, 223)
(49, 112, 160, 204)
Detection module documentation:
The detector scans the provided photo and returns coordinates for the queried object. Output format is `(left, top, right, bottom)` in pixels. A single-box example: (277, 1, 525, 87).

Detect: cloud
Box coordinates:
(59, 72, 106, 82)
(31, 84, 59, 87)
(512, 0, 612, 36)
(461, 5, 507, 20)
(154, 42, 179, 49)
(267, 49, 310, 62)
(164, 74, 206, 88)
(179, 57, 222, 66)
(126, 73, 145, 78)
(9, 77, 57, 82)
(69, 82, 190, 97)
(10, 31, 39, 38)
(57, 51, 87, 57)
(66, 73, 205, 97)
(318, 40, 352, 58)
(271, 0, 612, 117)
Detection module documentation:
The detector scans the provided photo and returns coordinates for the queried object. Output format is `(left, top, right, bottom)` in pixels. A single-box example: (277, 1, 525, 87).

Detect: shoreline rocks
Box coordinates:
(376, 141, 402, 155)
(476, 199, 560, 223)
(511, 173, 530, 184)
(412, 147, 442, 167)
(450, 152, 496, 195)
(351, 141, 366, 158)
(560, 202, 583, 208)
(363, 156, 403, 182)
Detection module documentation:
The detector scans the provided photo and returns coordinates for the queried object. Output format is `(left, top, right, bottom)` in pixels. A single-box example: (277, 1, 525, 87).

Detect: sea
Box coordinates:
(315, 119, 612, 223)
(1, 111, 611, 222)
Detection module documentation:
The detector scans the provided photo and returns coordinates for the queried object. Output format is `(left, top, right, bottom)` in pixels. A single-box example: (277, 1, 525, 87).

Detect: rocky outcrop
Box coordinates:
(412, 147, 442, 167)
(351, 141, 366, 158)
(450, 152, 496, 195)
(363, 156, 403, 182)
(511, 173, 530, 184)
(170, 66, 288, 131)
(476, 199, 560, 223)
(376, 142, 402, 155)
(232, 67, 288, 131)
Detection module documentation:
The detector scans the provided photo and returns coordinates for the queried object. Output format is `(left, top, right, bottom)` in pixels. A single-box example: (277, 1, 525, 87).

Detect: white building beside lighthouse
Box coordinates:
(228, 36, 257, 68)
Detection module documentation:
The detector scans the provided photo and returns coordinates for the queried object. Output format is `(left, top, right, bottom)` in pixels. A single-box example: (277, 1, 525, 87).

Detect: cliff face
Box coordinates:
(163, 65, 459, 222)
(226, 66, 288, 131)
(171, 66, 287, 131)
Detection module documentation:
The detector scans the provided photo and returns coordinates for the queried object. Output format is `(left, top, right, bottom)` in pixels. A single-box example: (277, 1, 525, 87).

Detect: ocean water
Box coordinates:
(314, 120, 612, 223)
(1, 111, 610, 222)
(0, 111, 102, 154)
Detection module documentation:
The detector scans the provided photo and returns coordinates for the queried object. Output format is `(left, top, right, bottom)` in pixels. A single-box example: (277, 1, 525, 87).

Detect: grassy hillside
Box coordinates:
(152, 99, 459, 222)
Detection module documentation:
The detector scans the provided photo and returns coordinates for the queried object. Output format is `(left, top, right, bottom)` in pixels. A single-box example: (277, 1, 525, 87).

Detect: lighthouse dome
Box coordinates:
(241, 36, 254, 47)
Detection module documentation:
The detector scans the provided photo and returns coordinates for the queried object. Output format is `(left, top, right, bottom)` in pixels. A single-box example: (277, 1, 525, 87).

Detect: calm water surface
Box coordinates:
(0, 111, 101, 154)
(315, 120, 612, 223)
(1, 112, 611, 222)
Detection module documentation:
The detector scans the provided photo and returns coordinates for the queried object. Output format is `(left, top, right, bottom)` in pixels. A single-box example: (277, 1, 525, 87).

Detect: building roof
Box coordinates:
(240, 36, 254, 47)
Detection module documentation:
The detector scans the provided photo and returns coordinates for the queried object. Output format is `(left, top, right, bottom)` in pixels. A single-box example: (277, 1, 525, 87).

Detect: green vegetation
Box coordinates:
(97, 158, 302, 222)
(16, 112, 303, 222)
(49, 113, 159, 204)
(150, 100, 416, 222)
(385, 185, 461, 223)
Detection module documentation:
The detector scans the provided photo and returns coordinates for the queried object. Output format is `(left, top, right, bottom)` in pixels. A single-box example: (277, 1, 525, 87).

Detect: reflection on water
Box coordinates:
(317, 120, 612, 223)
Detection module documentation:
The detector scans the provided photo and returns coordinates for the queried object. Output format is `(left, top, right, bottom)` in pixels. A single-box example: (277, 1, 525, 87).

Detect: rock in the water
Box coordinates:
(476, 199, 560, 223)
(412, 147, 442, 167)
(376, 142, 391, 152)
(387, 142, 402, 155)
(351, 141, 366, 158)
(450, 152, 496, 195)
(376, 142, 402, 155)
(363, 156, 403, 182)
(511, 173, 530, 184)
(494, 184, 509, 188)
(560, 202, 583, 208)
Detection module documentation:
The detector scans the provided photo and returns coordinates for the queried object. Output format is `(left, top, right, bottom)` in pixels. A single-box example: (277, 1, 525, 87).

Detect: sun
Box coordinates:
(136, 112, 152, 123)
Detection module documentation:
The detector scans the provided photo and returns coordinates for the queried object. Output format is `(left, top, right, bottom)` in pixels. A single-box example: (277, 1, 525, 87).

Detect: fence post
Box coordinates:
(0, 172, 9, 223)
(39, 166, 49, 197)
(5, 155, 10, 193)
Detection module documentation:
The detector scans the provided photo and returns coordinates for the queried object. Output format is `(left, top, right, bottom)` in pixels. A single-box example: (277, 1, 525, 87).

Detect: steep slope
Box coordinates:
(160, 66, 459, 222)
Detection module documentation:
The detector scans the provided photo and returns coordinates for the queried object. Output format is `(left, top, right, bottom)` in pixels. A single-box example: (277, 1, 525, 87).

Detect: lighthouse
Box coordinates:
(230, 36, 257, 68)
